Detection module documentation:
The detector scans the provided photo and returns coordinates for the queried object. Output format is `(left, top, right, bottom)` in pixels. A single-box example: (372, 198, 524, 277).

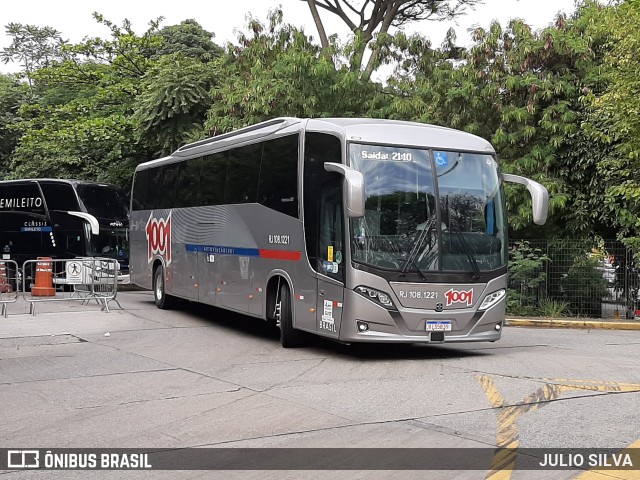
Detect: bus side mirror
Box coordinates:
(502, 174, 549, 225)
(67, 211, 100, 235)
(324, 162, 365, 218)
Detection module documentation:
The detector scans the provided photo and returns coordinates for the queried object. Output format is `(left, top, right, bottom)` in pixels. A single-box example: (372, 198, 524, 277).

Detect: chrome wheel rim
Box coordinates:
(155, 273, 163, 301)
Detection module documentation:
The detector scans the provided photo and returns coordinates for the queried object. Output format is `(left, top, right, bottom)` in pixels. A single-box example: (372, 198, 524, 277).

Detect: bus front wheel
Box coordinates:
(153, 266, 176, 309)
(277, 282, 306, 348)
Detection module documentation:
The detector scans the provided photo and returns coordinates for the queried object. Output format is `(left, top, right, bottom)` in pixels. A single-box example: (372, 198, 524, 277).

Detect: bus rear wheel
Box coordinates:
(277, 282, 306, 348)
(153, 266, 177, 309)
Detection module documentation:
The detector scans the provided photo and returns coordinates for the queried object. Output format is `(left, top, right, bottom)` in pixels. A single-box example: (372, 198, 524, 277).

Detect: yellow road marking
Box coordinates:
(476, 375, 640, 480)
(477, 375, 517, 480)
(543, 378, 640, 393)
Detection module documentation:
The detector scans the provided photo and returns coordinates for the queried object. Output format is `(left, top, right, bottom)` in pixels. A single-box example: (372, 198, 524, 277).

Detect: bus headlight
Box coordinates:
(355, 286, 396, 310)
(478, 289, 506, 311)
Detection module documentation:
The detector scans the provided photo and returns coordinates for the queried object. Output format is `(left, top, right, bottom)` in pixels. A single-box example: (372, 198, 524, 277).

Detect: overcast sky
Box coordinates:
(1, 0, 578, 73)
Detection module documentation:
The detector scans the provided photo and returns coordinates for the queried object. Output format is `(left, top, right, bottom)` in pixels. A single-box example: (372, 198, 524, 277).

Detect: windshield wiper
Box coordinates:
(401, 218, 433, 275)
(453, 230, 481, 280)
(403, 256, 428, 280)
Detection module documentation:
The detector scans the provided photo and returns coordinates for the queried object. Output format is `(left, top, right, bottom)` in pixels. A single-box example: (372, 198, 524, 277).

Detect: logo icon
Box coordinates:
(444, 288, 473, 307)
(146, 211, 172, 265)
(435, 302, 444, 312)
(434, 151, 449, 167)
(8, 450, 39, 468)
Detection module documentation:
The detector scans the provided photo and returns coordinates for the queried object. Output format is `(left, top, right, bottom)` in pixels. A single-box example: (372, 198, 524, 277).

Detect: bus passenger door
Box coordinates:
(316, 182, 345, 338)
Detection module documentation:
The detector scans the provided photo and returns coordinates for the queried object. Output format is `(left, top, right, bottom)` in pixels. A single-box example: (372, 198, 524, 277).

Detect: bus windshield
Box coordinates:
(76, 184, 129, 220)
(349, 143, 506, 274)
(75, 184, 129, 264)
(88, 226, 129, 261)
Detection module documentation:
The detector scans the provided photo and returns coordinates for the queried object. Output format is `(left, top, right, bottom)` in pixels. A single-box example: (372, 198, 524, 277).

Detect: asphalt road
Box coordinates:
(1, 291, 639, 479)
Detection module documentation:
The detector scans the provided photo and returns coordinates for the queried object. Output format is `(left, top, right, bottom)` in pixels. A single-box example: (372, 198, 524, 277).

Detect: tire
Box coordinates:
(153, 266, 177, 309)
(278, 282, 306, 348)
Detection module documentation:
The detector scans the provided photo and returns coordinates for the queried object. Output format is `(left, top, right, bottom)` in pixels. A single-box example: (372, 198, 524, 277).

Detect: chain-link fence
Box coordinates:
(507, 239, 640, 319)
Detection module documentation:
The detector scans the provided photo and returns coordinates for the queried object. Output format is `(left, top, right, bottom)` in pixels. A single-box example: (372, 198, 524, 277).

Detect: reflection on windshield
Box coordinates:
(89, 227, 129, 263)
(349, 144, 506, 274)
(76, 185, 129, 219)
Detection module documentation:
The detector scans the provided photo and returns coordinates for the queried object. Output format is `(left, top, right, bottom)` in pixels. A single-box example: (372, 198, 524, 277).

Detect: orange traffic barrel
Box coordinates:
(31, 257, 56, 297)
(0, 262, 13, 294)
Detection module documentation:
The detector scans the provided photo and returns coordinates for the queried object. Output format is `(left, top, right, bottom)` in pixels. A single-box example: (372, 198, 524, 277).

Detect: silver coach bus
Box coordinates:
(130, 118, 548, 347)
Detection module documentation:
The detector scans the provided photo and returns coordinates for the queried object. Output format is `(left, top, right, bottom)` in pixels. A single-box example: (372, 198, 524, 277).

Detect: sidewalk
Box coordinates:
(506, 316, 640, 330)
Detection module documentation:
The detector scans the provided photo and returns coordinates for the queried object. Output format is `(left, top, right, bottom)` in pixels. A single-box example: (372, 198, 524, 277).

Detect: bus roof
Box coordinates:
(0, 178, 119, 189)
(306, 118, 494, 152)
(135, 117, 495, 171)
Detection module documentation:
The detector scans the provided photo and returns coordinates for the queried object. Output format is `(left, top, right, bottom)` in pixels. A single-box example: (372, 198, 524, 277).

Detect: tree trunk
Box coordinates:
(307, 0, 330, 53)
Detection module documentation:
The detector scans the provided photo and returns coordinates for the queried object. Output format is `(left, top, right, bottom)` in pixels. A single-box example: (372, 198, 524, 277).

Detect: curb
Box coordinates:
(506, 318, 640, 331)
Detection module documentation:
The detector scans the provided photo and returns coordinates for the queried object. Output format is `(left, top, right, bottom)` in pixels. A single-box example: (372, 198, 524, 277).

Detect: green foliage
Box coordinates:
(381, 3, 621, 239)
(301, 0, 483, 78)
(0, 23, 64, 89)
(76, 13, 163, 79)
(583, 0, 640, 243)
(506, 241, 550, 316)
(133, 54, 216, 155)
(538, 298, 570, 318)
(4, 13, 163, 186)
(154, 19, 223, 61)
(561, 254, 609, 317)
(10, 113, 138, 185)
(0, 74, 28, 175)
(206, 9, 385, 134)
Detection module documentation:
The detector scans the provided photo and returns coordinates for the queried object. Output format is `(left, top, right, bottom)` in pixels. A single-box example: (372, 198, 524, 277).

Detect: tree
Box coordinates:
(206, 9, 386, 134)
(0, 23, 64, 89)
(0, 74, 28, 176)
(302, 0, 482, 78)
(134, 54, 217, 155)
(583, 0, 640, 244)
(380, 3, 618, 238)
(132, 20, 224, 154)
(65, 13, 163, 80)
(7, 14, 165, 186)
(154, 19, 223, 61)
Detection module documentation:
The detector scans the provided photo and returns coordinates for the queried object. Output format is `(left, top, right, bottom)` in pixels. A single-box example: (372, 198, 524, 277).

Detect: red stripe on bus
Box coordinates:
(259, 249, 301, 261)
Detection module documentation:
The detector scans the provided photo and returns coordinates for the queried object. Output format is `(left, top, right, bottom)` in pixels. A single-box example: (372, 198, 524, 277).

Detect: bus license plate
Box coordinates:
(426, 321, 452, 331)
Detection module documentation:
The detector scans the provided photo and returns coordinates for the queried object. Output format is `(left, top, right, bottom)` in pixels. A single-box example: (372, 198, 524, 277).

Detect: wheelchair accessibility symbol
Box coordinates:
(434, 151, 449, 167)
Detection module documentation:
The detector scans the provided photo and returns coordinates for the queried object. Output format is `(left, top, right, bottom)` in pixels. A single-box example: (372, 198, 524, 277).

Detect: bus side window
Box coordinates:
(158, 163, 180, 209)
(40, 183, 80, 211)
(225, 143, 262, 204)
(132, 170, 148, 211)
(201, 152, 228, 207)
(178, 158, 202, 208)
(146, 167, 164, 210)
(258, 134, 299, 217)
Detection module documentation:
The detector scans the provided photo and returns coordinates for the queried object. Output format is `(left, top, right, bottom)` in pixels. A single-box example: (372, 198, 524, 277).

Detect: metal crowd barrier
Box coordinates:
(22, 257, 121, 315)
(0, 259, 19, 318)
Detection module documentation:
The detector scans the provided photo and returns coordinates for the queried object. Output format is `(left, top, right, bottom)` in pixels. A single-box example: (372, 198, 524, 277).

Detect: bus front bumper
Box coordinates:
(338, 289, 504, 344)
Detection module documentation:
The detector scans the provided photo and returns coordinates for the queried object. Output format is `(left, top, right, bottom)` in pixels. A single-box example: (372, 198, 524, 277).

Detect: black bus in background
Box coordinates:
(0, 179, 129, 283)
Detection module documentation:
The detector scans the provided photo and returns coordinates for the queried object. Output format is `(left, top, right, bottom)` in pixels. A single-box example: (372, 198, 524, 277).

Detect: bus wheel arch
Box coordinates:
(265, 273, 306, 348)
(152, 260, 176, 309)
